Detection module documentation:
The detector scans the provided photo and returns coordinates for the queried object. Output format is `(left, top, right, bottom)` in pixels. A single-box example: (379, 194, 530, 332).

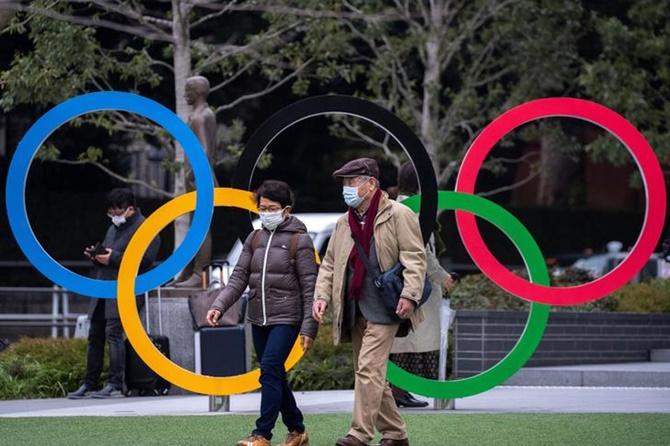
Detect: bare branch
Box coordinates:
(2, 2, 174, 42)
(46, 158, 174, 198)
(214, 59, 312, 114)
(208, 60, 256, 93)
(333, 118, 400, 168)
(477, 166, 541, 197)
(196, 21, 300, 73)
(193, 2, 420, 22)
(190, 0, 239, 29)
(81, 0, 172, 31)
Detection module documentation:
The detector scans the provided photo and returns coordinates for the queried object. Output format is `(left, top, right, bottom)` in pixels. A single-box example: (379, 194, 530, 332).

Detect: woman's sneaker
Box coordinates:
(235, 435, 271, 446)
(280, 431, 309, 446)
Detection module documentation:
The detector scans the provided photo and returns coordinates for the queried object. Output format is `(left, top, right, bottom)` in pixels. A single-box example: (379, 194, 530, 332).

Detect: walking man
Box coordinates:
(312, 158, 427, 446)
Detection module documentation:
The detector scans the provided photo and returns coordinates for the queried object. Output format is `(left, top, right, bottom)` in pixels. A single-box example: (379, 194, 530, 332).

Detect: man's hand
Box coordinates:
(206, 309, 221, 327)
(95, 248, 112, 265)
(395, 297, 416, 319)
(300, 335, 314, 353)
(312, 300, 328, 323)
(83, 245, 95, 259)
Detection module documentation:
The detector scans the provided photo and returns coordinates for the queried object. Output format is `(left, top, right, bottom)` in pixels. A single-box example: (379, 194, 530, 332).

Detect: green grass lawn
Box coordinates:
(0, 413, 668, 445)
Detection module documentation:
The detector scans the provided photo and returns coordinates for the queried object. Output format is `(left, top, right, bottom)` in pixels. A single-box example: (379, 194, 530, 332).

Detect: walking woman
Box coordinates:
(207, 180, 317, 446)
(390, 162, 458, 408)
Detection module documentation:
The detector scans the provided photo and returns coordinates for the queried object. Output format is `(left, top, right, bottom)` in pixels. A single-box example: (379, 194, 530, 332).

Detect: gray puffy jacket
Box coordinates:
(211, 215, 318, 339)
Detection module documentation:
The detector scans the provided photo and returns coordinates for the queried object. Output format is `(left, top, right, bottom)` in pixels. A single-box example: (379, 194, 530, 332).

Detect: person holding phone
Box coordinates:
(207, 180, 318, 446)
(67, 188, 160, 399)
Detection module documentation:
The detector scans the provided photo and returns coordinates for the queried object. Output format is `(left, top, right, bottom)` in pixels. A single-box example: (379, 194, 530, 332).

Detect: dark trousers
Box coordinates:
(84, 300, 125, 389)
(251, 324, 304, 440)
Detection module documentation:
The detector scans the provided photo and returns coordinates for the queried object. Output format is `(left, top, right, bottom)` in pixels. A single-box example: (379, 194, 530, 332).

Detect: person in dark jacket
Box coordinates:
(207, 180, 318, 446)
(68, 188, 160, 399)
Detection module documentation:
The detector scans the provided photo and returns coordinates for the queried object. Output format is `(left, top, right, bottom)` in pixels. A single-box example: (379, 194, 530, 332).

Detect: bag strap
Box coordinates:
(289, 232, 300, 261)
(351, 234, 377, 274)
(250, 229, 262, 252)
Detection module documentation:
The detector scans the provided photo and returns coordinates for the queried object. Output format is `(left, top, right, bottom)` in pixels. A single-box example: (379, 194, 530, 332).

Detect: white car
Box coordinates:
(572, 241, 670, 282)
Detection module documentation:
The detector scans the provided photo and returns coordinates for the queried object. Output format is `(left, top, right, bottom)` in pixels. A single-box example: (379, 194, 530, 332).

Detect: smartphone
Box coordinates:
(89, 242, 108, 256)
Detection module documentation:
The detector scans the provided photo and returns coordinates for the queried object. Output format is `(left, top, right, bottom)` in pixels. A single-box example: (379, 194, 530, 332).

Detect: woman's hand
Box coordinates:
(206, 309, 221, 327)
(300, 335, 314, 353)
(443, 274, 456, 293)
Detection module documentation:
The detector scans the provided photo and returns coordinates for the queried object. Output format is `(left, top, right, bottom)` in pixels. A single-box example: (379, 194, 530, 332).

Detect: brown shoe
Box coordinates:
(377, 439, 409, 446)
(279, 431, 309, 446)
(236, 435, 271, 446)
(335, 435, 368, 446)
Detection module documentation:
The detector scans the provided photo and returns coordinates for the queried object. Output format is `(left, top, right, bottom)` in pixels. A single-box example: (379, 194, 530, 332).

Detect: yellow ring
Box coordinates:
(117, 187, 304, 395)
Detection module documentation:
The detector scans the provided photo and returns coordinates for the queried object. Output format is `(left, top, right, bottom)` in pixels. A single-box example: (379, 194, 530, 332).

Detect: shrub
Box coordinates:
(287, 323, 354, 391)
(0, 337, 108, 400)
(612, 278, 670, 313)
(449, 268, 619, 312)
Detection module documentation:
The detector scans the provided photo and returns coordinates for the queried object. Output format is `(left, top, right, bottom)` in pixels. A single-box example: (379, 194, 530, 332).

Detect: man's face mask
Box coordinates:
(342, 177, 371, 208)
(108, 208, 129, 227)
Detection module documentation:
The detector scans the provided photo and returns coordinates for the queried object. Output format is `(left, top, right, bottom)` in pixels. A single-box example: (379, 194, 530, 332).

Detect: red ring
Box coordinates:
(455, 97, 666, 306)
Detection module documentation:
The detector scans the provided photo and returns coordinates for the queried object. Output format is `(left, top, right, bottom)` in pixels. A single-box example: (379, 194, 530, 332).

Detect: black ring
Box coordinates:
(231, 94, 438, 244)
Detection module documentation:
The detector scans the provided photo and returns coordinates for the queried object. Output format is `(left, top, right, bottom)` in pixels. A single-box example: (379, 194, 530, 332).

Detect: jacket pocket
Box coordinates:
(246, 289, 261, 320)
(267, 289, 297, 320)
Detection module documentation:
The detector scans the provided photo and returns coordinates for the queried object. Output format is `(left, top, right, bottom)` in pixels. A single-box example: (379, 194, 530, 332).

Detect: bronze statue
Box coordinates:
(173, 75, 217, 288)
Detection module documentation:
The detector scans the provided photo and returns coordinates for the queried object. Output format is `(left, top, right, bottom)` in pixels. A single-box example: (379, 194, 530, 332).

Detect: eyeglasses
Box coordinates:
(107, 207, 129, 218)
(258, 206, 284, 213)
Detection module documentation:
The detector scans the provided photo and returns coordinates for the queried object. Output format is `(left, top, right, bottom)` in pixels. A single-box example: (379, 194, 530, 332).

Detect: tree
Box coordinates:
(578, 0, 670, 175)
(254, 0, 585, 196)
(0, 0, 321, 247)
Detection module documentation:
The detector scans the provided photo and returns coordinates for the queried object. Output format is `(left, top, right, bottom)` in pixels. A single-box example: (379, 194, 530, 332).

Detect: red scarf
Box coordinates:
(348, 189, 382, 300)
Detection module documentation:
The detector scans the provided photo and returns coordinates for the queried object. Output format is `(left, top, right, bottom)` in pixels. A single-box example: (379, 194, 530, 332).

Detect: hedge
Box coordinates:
(2, 273, 666, 399)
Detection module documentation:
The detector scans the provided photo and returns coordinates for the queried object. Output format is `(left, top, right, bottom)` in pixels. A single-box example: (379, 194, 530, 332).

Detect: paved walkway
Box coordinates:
(1, 386, 669, 417)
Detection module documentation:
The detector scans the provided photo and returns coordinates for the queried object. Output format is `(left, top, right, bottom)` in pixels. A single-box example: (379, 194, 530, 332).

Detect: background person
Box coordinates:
(389, 162, 458, 408)
(68, 188, 160, 399)
(206, 180, 318, 446)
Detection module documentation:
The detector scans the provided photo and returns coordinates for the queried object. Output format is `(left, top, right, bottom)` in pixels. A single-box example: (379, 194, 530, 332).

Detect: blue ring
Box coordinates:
(5, 92, 214, 298)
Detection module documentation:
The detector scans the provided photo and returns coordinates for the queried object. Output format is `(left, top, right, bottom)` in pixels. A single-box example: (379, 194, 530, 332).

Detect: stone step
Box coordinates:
(503, 362, 670, 387)
(651, 349, 670, 362)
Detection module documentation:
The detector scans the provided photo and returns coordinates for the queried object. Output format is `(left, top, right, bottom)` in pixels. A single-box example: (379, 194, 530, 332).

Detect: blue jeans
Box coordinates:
(251, 324, 305, 440)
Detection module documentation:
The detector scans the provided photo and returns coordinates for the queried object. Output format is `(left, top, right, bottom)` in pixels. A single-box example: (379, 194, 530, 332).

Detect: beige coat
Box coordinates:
(315, 192, 427, 345)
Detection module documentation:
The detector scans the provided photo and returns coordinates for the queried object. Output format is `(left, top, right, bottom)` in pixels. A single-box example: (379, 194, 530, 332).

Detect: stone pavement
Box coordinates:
(1, 386, 669, 417)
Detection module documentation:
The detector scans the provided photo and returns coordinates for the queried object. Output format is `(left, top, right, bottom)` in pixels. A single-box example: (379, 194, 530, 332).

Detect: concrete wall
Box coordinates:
(453, 310, 670, 378)
(141, 293, 252, 395)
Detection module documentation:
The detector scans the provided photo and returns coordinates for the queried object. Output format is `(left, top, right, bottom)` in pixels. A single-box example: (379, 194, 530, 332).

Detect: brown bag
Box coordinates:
(188, 288, 242, 330)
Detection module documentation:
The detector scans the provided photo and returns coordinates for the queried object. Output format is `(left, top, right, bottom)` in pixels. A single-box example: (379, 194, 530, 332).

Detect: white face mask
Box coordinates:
(259, 209, 286, 231)
(108, 208, 129, 227)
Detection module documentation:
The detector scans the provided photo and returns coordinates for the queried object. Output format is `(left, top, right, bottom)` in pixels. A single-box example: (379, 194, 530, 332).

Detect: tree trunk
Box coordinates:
(172, 0, 192, 253)
(536, 123, 578, 206)
(420, 2, 443, 181)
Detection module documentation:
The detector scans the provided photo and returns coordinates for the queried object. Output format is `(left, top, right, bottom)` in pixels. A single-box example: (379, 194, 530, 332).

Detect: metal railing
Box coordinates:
(0, 285, 86, 338)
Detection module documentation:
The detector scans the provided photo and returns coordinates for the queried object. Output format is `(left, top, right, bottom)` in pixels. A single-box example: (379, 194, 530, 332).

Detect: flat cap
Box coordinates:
(332, 157, 379, 179)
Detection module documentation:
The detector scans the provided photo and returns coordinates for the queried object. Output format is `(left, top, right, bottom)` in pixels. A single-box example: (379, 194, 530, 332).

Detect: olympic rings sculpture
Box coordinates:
(4, 92, 666, 397)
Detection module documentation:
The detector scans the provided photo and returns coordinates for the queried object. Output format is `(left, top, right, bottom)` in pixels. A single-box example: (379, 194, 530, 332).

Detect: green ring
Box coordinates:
(387, 191, 551, 398)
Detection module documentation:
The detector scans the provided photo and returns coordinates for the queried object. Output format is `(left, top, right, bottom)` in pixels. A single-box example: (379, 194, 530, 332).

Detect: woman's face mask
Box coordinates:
(259, 209, 286, 231)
